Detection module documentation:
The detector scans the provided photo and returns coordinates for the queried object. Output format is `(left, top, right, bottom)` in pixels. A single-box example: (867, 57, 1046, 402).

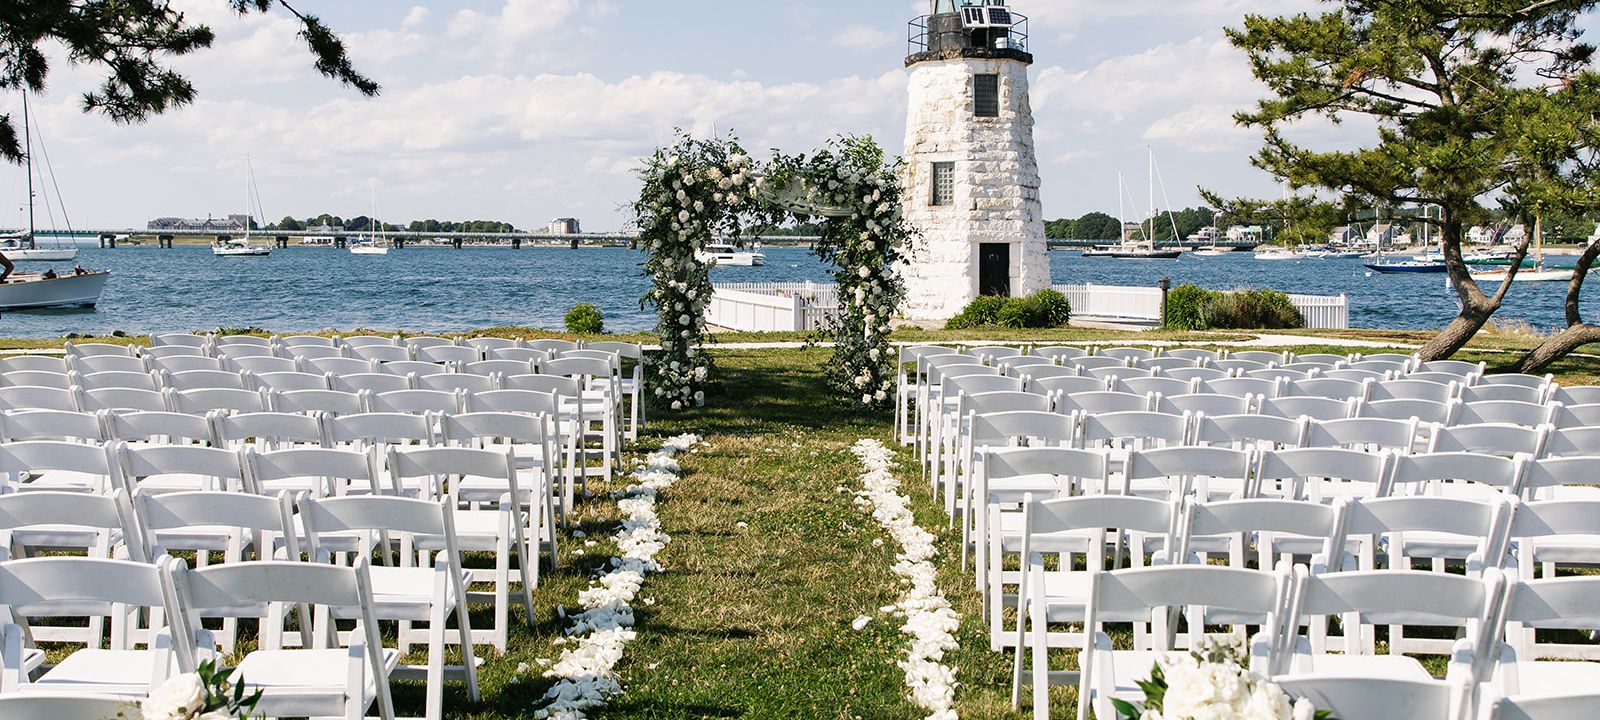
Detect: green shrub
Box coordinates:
(1022, 289, 1072, 328)
(564, 303, 605, 335)
(947, 290, 1073, 330)
(1209, 288, 1305, 329)
(1165, 284, 1304, 330)
(945, 295, 1012, 330)
(1164, 284, 1223, 331)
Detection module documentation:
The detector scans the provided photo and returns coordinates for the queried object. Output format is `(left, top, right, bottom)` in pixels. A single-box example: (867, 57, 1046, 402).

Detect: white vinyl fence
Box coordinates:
(708, 282, 1350, 331)
(707, 282, 839, 332)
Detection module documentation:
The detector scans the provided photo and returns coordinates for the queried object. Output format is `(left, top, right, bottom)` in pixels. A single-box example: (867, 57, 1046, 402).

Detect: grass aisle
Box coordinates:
(602, 348, 926, 719)
(603, 348, 1048, 719)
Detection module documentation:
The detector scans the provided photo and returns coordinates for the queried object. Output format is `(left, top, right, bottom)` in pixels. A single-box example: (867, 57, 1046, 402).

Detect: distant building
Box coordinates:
(1502, 224, 1527, 247)
(547, 218, 581, 235)
(1366, 223, 1404, 246)
(147, 214, 252, 232)
(1226, 225, 1265, 244)
(1121, 222, 1144, 242)
(1328, 226, 1361, 245)
(1466, 226, 1497, 245)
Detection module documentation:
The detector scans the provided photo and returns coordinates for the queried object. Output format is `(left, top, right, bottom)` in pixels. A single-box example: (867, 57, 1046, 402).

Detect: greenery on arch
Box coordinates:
(632, 132, 912, 411)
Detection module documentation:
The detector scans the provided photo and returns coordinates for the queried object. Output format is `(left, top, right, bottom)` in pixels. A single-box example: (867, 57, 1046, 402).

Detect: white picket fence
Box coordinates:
(708, 282, 1350, 331)
(1053, 283, 1349, 329)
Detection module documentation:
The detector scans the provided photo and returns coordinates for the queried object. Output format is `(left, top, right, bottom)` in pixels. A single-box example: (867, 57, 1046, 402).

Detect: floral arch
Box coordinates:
(633, 132, 912, 410)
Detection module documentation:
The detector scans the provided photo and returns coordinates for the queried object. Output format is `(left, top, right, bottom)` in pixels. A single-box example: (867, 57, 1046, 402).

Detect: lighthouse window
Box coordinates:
(931, 162, 956, 206)
(974, 74, 1000, 117)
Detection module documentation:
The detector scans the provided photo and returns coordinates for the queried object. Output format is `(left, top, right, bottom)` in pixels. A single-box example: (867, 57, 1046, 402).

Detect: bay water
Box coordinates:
(2, 245, 1595, 338)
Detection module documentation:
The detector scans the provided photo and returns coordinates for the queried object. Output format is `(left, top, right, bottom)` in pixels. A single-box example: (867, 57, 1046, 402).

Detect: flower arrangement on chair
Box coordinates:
(138, 660, 262, 720)
(1112, 639, 1334, 720)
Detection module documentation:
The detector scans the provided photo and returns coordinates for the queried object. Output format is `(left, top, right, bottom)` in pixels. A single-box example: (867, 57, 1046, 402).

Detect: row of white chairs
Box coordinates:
(1010, 561, 1599, 720)
(0, 444, 547, 719)
(973, 447, 1598, 644)
(10, 342, 645, 443)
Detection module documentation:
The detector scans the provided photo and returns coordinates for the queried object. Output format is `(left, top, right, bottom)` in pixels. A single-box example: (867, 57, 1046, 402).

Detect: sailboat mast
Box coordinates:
(244, 156, 251, 243)
(1147, 148, 1155, 250)
(1117, 172, 1127, 244)
(21, 85, 34, 246)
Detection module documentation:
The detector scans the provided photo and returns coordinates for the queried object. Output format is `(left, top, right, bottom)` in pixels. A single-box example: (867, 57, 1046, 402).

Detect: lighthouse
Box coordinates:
(900, 0, 1049, 322)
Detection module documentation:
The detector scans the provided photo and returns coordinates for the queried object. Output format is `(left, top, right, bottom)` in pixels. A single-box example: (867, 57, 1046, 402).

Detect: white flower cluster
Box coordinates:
(1139, 639, 1317, 720)
(142, 673, 223, 720)
(851, 439, 961, 720)
(534, 433, 702, 720)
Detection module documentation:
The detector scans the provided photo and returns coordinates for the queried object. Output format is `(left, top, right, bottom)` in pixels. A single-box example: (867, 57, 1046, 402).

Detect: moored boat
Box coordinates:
(696, 242, 764, 266)
(1365, 259, 1447, 273)
(1255, 248, 1298, 261)
(0, 270, 109, 308)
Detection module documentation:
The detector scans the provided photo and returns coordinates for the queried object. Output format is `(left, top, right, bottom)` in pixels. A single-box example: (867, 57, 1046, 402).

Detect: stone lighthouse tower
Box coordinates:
(900, 0, 1049, 322)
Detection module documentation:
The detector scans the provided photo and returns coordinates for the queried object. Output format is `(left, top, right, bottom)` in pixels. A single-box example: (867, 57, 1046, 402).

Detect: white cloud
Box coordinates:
(402, 6, 430, 30)
(834, 25, 898, 50)
(1143, 104, 1252, 153)
(448, 0, 581, 61)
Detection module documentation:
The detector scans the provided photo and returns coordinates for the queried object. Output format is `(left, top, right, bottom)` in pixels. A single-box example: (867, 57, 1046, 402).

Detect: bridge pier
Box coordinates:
(99, 233, 116, 249)
(394, 238, 404, 249)
(512, 237, 521, 250)
(452, 238, 463, 249)
(159, 234, 173, 249)
(334, 236, 347, 249)
(275, 236, 289, 249)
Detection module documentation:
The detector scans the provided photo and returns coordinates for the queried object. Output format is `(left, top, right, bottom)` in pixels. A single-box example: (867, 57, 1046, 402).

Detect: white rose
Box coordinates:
(672, 401, 683, 411)
(862, 394, 873, 404)
(694, 391, 706, 406)
(694, 201, 704, 212)
(1292, 698, 1316, 720)
(678, 210, 690, 223)
(858, 266, 871, 279)
(143, 673, 207, 720)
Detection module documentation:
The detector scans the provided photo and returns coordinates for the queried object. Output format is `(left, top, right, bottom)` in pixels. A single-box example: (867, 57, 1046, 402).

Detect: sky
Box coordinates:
(2, 0, 1561, 232)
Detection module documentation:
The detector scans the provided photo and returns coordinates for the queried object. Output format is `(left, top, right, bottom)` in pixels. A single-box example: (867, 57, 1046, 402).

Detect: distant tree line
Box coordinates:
(1045, 208, 1215, 242)
(265, 215, 518, 234)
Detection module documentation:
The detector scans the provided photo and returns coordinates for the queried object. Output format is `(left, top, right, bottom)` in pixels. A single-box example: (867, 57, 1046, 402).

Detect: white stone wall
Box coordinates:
(899, 56, 1049, 322)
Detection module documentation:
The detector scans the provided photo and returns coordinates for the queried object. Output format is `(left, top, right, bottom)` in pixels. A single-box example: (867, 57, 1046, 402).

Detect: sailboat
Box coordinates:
(1472, 215, 1584, 283)
(3, 86, 76, 262)
(349, 187, 391, 255)
(0, 86, 109, 308)
(213, 157, 271, 257)
(1083, 153, 1183, 259)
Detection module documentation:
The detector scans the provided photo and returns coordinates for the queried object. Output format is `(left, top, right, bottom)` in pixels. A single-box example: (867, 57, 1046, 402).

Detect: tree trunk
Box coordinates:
(1417, 213, 1532, 361)
(1516, 239, 1600, 373)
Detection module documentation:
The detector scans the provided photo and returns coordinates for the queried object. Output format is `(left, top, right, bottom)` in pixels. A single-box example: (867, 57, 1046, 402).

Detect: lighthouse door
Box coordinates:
(979, 243, 1012, 297)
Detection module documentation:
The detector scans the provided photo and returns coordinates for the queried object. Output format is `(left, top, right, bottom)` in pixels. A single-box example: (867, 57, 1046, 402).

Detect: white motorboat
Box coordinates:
(1255, 248, 1298, 261)
(1191, 246, 1233, 256)
(696, 242, 763, 266)
(0, 270, 109, 308)
(0, 235, 77, 261)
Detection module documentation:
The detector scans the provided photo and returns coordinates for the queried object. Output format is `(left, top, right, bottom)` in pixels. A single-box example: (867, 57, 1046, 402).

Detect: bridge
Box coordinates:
(1047, 239, 1263, 250)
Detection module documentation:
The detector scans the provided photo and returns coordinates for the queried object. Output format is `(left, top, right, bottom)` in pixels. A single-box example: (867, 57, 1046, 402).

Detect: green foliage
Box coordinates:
(946, 291, 1072, 330)
(1046, 211, 1122, 240)
(564, 303, 605, 335)
(0, 1, 376, 163)
(944, 296, 1011, 330)
(1165, 284, 1304, 330)
(1164, 284, 1222, 331)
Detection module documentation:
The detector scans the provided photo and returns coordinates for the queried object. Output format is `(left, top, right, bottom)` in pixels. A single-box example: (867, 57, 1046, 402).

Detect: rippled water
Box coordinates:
(1, 245, 1594, 338)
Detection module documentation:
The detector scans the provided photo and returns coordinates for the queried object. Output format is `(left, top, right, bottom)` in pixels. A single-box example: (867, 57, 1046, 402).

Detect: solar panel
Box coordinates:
(987, 8, 1013, 26)
(962, 7, 986, 26)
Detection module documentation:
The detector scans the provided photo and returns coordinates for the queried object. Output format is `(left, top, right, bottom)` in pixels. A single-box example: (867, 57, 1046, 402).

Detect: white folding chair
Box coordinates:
(0, 439, 119, 494)
(350, 344, 412, 363)
(168, 387, 271, 415)
(341, 335, 401, 350)
(76, 386, 169, 413)
(1272, 676, 1464, 720)
(1007, 492, 1180, 672)
(325, 413, 440, 499)
(334, 372, 413, 395)
(274, 388, 367, 416)
(417, 373, 497, 394)
(307, 356, 378, 377)
(1305, 416, 1422, 454)
(1065, 565, 1287, 720)
(1253, 447, 1392, 502)
(0, 556, 196, 697)
(0, 371, 71, 390)
(1282, 566, 1500, 677)
(298, 495, 479, 720)
(1124, 445, 1253, 501)
(118, 444, 248, 496)
(1192, 413, 1306, 452)
(0, 356, 67, 373)
(0, 489, 146, 646)
(63, 343, 139, 358)
(439, 412, 559, 558)
(1260, 395, 1358, 422)
(384, 447, 535, 652)
(165, 559, 397, 720)
(227, 355, 298, 376)
(371, 389, 464, 415)
(1458, 400, 1561, 428)
(254, 371, 332, 392)
(416, 345, 480, 366)
(65, 355, 146, 375)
